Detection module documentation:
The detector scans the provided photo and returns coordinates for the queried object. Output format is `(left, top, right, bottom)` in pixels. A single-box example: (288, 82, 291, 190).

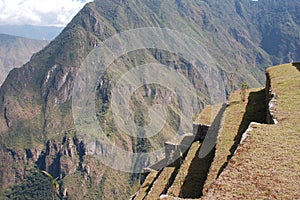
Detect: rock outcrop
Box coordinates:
(1, 0, 300, 199)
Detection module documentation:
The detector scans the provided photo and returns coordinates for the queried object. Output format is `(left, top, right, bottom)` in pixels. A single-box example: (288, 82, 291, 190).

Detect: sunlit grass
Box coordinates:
(204, 87, 266, 193)
(134, 171, 158, 200)
(203, 64, 300, 199)
(167, 142, 201, 197)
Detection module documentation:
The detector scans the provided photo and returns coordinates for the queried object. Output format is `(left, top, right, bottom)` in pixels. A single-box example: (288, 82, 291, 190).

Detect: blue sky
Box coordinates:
(0, 0, 93, 27)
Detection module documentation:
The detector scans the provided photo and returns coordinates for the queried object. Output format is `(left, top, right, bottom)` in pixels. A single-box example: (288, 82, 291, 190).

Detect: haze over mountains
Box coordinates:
(0, 0, 299, 199)
(0, 34, 48, 85)
(0, 25, 63, 41)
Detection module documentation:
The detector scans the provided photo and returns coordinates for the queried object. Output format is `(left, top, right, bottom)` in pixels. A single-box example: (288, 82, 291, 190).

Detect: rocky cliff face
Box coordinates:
(0, 130, 112, 199)
(0, 147, 42, 190)
(0, 0, 299, 199)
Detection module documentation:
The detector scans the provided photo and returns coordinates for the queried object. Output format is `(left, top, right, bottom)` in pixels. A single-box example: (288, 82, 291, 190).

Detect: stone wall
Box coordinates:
(266, 71, 278, 124)
(135, 67, 286, 199)
(138, 123, 210, 188)
(193, 123, 210, 142)
(292, 62, 300, 71)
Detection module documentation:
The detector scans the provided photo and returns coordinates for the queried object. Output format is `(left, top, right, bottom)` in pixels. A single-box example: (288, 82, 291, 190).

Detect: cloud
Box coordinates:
(0, 0, 93, 27)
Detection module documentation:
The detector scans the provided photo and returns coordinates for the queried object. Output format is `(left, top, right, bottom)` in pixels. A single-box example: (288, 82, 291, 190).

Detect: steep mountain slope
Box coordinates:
(0, 0, 299, 199)
(0, 34, 48, 85)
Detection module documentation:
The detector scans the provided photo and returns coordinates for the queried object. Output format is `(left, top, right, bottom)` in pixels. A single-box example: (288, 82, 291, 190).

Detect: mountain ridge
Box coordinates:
(0, 25, 63, 41)
(0, 33, 48, 85)
(0, 0, 299, 199)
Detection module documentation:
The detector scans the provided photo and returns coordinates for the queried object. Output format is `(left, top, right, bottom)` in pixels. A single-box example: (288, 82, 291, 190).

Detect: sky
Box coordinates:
(0, 0, 93, 27)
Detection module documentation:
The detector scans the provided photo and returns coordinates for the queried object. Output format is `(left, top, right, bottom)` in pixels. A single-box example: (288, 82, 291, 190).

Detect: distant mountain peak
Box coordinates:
(0, 34, 48, 85)
(0, 25, 63, 40)
(0, 0, 299, 199)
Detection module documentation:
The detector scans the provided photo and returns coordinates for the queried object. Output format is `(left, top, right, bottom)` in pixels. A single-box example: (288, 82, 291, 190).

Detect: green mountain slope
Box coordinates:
(0, 0, 299, 199)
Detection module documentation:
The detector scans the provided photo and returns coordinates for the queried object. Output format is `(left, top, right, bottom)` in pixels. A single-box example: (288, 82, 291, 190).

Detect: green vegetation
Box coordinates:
(2, 170, 54, 200)
(41, 170, 60, 200)
(241, 82, 248, 102)
(0, 0, 300, 199)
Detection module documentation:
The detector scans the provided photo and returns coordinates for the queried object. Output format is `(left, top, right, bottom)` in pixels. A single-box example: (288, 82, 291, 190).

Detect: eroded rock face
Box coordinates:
(44, 136, 80, 178)
(1, 0, 300, 198)
(42, 64, 78, 105)
(0, 131, 107, 197)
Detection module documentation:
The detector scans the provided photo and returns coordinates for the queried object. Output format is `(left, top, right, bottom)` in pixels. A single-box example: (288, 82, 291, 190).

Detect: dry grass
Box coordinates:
(134, 171, 159, 200)
(134, 105, 222, 199)
(196, 104, 223, 125)
(135, 64, 300, 199)
(145, 166, 177, 200)
(203, 87, 266, 193)
(167, 142, 202, 197)
(165, 104, 224, 198)
(202, 64, 300, 199)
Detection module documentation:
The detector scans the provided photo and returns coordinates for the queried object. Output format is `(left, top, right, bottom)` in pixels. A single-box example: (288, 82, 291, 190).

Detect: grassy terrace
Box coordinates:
(203, 87, 266, 193)
(203, 64, 300, 199)
(145, 166, 177, 200)
(167, 141, 202, 197)
(195, 104, 224, 126)
(134, 171, 159, 200)
(133, 104, 222, 200)
(167, 104, 223, 198)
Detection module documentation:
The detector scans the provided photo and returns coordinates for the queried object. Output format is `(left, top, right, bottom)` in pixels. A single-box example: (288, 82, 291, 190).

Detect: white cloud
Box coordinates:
(0, 0, 93, 27)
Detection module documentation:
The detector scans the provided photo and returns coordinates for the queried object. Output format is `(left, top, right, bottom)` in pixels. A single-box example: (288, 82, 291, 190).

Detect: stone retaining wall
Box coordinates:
(266, 71, 278, 124)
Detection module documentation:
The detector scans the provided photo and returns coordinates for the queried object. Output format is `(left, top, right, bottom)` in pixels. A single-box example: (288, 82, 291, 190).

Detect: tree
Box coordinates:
(41, 170, 60, 200)
(241, 82, 248, 102)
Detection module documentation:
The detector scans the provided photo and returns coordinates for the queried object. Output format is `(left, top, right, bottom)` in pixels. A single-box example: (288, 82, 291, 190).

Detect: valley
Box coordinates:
(0, 0, 299, 199)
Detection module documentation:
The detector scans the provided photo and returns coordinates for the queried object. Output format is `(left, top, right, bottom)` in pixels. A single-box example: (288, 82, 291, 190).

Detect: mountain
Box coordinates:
(0, 0, 299, 199)
(0, 25, 63, 41)
(0, 34, 49, 85)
